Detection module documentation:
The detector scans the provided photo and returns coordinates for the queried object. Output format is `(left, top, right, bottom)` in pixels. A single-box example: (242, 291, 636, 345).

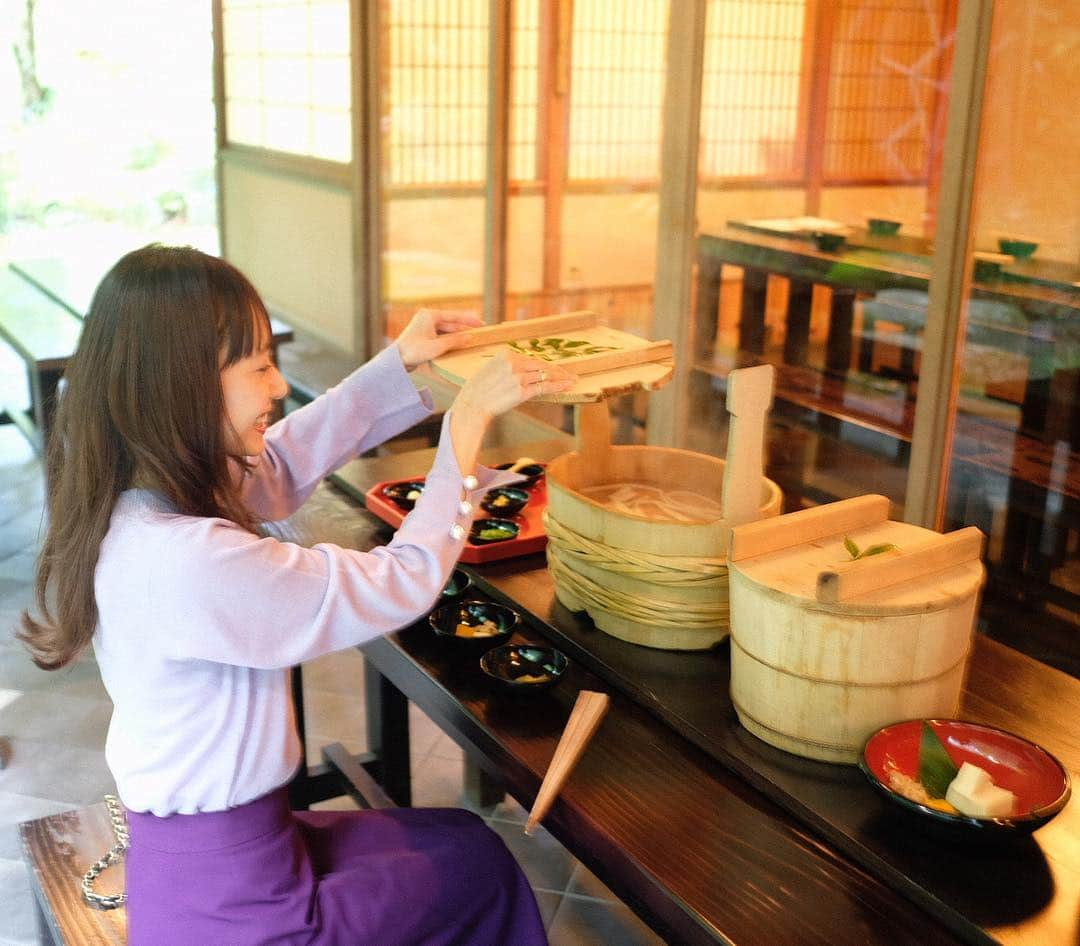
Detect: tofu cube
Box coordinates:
(950, 762, 993, 795)
(945, 763, 1016, 818)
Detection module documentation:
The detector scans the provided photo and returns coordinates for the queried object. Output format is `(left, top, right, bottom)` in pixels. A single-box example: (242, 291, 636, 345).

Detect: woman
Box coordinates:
(21, 244, 573, 945)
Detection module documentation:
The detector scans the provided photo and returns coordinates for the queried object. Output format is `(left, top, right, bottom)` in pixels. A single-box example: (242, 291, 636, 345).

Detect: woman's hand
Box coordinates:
(449, 351, 576, 473)
(396, 308, 485, 370)
(455, 350, 576, 421)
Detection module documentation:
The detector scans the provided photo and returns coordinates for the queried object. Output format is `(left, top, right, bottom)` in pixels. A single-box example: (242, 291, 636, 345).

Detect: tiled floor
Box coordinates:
(0, 423, 663, 946)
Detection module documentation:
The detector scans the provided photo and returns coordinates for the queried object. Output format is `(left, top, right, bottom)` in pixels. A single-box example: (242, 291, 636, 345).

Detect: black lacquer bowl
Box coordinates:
(494, 462, 545, 488)
(441, 568, 472, 599)
(468, 518, 519, 545)
(381, 480, 425, 510)
(480, 487, 530, 517)
(429, 599, 518, 650)
(481, 644, 567, 693)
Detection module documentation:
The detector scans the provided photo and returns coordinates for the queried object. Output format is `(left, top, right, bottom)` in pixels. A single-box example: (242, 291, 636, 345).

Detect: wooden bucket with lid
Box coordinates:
(727, 495, 986, 763)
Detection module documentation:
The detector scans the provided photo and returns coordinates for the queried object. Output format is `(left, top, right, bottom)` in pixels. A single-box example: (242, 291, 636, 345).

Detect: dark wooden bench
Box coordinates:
(0, 269, 84, 452)
(19, 747, 391, 946)
(1, 264, 295, 453)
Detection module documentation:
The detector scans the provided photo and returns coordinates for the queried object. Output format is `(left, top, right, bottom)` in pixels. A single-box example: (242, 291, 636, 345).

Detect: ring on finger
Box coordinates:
(538, 369, 548, 384)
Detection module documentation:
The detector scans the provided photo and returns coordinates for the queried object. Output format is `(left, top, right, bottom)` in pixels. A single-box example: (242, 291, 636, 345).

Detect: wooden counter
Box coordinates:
(316, 444, 1079, 946)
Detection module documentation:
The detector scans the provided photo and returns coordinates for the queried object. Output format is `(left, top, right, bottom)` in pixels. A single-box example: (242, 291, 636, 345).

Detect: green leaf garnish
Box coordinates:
(860, 543, 898, 558)
(506, 337, 617, 363)
(918, 721, 959, 798)
(843, 536, 899, 560)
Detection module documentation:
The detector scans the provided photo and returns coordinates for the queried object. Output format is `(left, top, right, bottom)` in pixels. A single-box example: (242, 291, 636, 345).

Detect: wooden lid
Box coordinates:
(729, 496, 985, 615)
(431, 311, 673, 403)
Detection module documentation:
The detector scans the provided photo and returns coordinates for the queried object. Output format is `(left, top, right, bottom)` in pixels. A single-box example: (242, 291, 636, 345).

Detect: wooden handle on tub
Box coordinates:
(728, 494, 890, 563)
(815, 526, 984, 603)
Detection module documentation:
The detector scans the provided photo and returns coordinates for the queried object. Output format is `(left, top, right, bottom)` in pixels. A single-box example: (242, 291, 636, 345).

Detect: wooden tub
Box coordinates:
(545, 445, 782, 650)
(727, 495, 986, 763)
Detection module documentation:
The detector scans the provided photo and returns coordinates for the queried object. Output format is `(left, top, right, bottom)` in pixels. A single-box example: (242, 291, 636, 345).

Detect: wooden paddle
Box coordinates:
(525, 690, 610, 836)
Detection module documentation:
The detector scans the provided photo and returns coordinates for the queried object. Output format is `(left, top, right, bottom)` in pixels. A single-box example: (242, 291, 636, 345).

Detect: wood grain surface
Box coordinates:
(20, 803, 127, 946)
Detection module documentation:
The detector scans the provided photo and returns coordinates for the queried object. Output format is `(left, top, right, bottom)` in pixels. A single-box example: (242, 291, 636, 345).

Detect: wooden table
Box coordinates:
(695, 225, 1079, 380)
(8, 256, 294, 354)
(291, 443, 1080, 946)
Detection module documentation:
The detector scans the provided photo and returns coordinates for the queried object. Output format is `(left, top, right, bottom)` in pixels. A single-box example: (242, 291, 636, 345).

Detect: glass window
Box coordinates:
(222, 0, 351, 163)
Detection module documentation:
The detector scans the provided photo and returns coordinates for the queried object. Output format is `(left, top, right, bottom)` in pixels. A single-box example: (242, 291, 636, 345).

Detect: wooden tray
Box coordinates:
(365, 472, 549, 564)
(431, 311, 674, 403)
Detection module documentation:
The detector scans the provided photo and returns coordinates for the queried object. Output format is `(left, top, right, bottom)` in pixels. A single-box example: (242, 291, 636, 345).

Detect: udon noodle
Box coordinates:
(580, 482, 723, 523)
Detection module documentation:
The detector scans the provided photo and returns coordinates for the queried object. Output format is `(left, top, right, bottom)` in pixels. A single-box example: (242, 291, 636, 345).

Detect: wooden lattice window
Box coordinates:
(222, 0, 351, 162)
(566, 0, 667, 181)
(824, 0, 949, 182)
(699, 0, 808, 181)
(385, 1, 489, 185)
(510, 0, 540, 182)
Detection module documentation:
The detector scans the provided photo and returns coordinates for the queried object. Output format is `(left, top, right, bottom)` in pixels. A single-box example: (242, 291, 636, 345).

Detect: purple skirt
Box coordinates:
(124, 788, 547, 946)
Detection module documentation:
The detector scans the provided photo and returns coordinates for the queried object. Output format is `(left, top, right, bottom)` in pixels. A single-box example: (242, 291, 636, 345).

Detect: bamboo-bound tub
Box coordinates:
(545, 445, 782, 650)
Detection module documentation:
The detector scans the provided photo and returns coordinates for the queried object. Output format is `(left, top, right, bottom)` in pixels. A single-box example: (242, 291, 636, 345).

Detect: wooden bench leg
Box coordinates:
(33, 366, 64, 449)
(825, 289, 856, 375)
(783, 279, 814, 366)
(364, 660, 412, 806)
(738, 267, 769, 356)
(464, 758, 505, 808)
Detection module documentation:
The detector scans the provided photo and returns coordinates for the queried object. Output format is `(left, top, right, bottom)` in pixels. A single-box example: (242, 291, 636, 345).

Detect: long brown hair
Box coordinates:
(20, 244, 272, 669)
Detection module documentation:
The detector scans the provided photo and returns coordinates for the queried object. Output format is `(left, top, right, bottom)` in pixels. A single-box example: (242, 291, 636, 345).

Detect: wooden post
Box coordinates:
(483, 0, 511, 325)
(647, 0, 707, 448)
(905, 0, 994, 530)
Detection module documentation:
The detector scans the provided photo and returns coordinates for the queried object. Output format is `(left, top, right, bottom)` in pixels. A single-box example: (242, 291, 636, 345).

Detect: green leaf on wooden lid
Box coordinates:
(860, 543, 898, 558)
(844, 536, 860, 560)
(918, 721, 959, 798)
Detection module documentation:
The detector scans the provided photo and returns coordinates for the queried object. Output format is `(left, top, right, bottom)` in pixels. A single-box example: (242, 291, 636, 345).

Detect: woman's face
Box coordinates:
(220, 335, 289, 456)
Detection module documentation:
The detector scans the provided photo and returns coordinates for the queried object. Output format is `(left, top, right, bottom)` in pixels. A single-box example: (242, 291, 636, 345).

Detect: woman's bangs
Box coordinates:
(218, 286, 271, 367)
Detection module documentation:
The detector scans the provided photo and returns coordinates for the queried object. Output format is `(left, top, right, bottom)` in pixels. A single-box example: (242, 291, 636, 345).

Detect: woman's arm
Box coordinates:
(239, 343, 433, 522)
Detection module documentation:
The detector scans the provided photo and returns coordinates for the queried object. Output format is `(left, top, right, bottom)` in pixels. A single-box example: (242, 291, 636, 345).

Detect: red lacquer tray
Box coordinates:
(364, 470, 548, 564)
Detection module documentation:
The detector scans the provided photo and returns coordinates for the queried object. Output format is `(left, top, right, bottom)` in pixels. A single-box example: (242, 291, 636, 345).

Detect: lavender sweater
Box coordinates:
(92, 345, 515, 815)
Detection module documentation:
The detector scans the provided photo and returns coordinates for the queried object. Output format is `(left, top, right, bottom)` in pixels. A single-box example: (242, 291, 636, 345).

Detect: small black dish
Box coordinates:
(811, 230, 846, 253)
(481, 487, 530, 517)
(481, 644, 567, 693)
(382, 480, 425, 510)
(429, 599, 518, 649)
(495, 462, 545, 488)
(442, 568, 472, 599)
(468, 518, 520, 545)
